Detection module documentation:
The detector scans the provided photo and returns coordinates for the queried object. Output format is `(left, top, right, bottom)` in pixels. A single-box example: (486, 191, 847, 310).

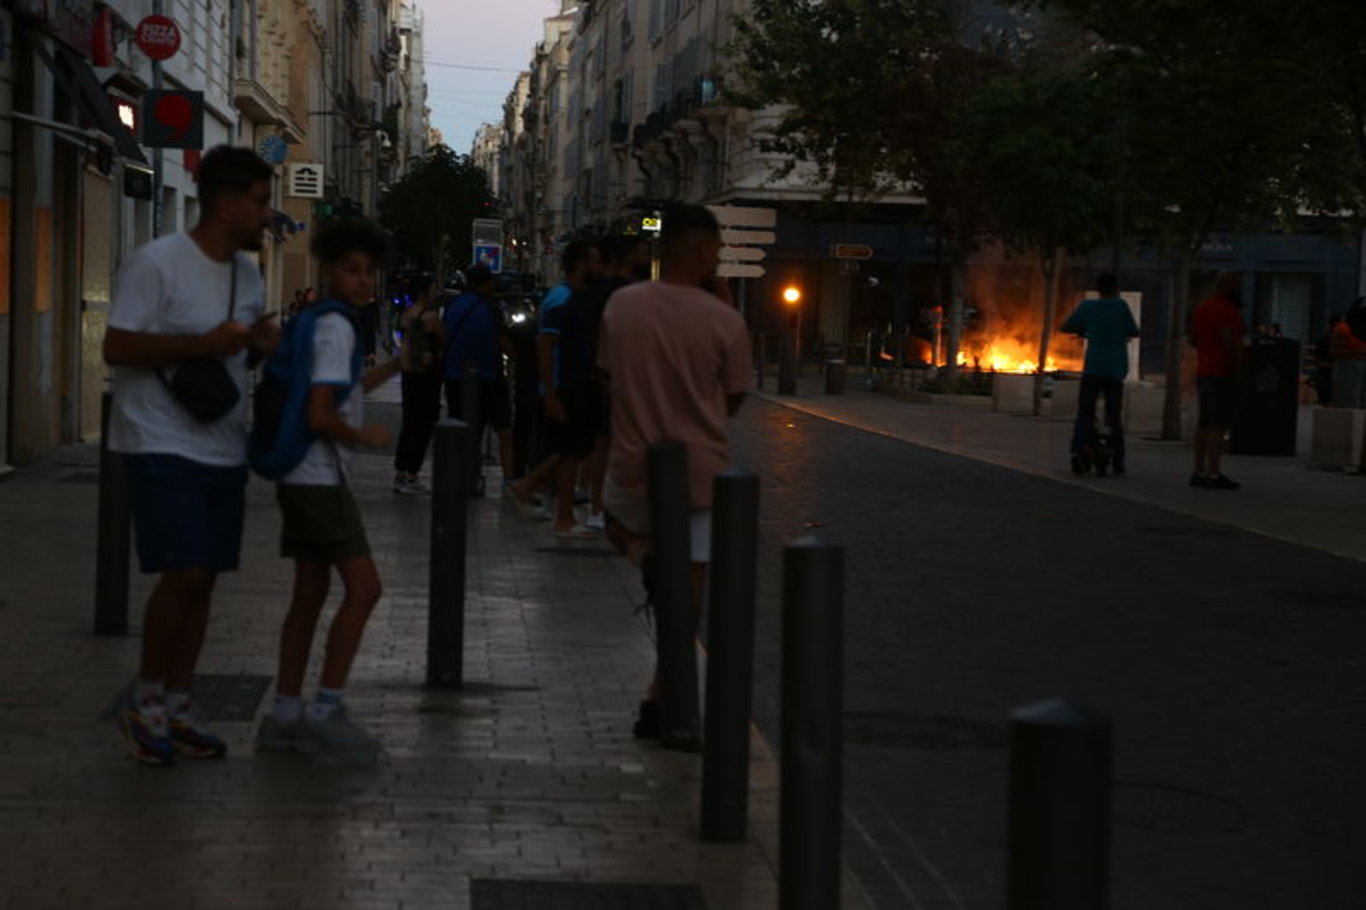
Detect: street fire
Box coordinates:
(946, 260, 1085, 374)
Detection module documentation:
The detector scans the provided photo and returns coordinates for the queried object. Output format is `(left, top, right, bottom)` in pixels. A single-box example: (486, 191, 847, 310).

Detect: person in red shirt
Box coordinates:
(1330, 299, 1366, 407)
(1189, 271, 1245, 489)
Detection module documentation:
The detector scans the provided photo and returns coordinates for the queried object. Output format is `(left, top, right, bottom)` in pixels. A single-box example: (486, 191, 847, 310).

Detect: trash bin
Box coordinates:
(825, 360, 847, 395)
(1230, 339, 1300, 456)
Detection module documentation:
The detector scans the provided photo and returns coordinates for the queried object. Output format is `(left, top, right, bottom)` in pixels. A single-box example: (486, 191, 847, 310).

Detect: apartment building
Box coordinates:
(0, 1, 430, 470)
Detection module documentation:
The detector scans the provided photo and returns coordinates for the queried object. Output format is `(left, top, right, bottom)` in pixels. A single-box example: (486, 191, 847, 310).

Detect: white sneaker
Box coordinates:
(584, 512, 606, 531)
(554, 522, 601, 540)
(297, 706, 381, 762)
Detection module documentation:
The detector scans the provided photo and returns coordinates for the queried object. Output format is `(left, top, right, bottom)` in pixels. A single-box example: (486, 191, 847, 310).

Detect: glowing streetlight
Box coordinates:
(782, 285, 802, 306)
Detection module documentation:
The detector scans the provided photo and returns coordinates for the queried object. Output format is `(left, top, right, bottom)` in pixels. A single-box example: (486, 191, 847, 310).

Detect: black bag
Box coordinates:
(159, 262, 241, 424)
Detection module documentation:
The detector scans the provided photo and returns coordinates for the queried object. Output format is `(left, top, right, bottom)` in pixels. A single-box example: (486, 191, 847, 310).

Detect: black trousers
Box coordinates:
(393, 371, 443, 474)
(1071, 374, 1125, 462)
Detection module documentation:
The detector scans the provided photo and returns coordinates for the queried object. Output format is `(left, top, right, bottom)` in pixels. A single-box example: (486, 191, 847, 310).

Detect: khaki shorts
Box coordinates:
(276, 484, 372, 564)
(603, 475, 713, 564)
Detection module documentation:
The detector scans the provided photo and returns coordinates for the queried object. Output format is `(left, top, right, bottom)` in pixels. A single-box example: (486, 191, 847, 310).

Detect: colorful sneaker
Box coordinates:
(297, 706, 382, 763)
(255, 714, 316, 753)
(169, 705, 228, 759)
(118, 692, 174, 767)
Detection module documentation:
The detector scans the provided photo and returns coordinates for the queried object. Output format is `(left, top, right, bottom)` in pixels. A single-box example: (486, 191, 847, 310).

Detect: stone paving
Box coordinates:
(0, 396, 870, 909)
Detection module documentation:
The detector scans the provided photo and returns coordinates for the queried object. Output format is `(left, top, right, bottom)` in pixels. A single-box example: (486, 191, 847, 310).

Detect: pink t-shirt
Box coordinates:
(598, 280, 753, 509)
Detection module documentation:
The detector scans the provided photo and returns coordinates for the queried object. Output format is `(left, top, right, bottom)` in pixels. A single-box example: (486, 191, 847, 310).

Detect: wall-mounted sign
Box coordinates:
(135, 15, 181, 62)
(641, 215, 662, 233)
(141, 90, 203, 149)
(258, 134, 288, 165)
(287, 163, 324, 199)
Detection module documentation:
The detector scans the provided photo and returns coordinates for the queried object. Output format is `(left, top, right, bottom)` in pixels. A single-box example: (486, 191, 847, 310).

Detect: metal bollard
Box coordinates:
(824, 360, 847, 395)
(701, 469, 761, 842)
(646, 441, 701, 750)
(780, 535, 845, 910)
(754, 333, 767, 391)
(94, 390, 130, 636)
(778, 330, 797, 396)
(460, 361, 484, 497)
(427, 419, 471, 688)
(1007, 698, 1112, 910)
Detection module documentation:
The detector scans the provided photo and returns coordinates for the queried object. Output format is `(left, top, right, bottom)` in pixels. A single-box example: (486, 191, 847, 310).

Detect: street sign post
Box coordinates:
(474, 243, 503, 274)
(710, 207, 779, 281)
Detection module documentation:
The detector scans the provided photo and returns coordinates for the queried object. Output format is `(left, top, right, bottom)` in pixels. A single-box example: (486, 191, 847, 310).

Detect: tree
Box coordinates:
(1022, 0, 1338, 437)
(378, 146, 494, 276)
(728, 0, 1015, 375)
(961, 71, 1120, 414)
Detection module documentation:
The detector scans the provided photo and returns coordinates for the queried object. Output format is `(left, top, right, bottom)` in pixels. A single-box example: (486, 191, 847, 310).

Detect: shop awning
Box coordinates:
(19, 19, 147, 166)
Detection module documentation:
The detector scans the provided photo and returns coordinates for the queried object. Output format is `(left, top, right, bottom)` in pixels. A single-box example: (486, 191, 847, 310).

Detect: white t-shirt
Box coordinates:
(281, 312, 362, 485)
(107, 232, 265, 466)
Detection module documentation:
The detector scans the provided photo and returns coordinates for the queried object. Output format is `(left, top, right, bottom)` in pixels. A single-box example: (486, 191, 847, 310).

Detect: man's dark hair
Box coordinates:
(1095, 273, 1118, 297)
(466, 264, 495, 289)
(601, 234, 648, 267)
(197, 145, 274, 215)
(660, 205, 720, 259)
(560, 240, 597, 276)
(310, 217, 391, 265)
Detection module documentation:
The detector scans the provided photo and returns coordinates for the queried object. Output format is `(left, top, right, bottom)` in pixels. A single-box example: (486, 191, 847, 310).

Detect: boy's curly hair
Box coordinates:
(310, 217, 391, 265)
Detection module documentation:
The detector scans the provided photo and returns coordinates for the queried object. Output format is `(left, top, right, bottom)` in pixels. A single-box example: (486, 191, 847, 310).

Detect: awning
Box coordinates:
(19, 20, 147, 165)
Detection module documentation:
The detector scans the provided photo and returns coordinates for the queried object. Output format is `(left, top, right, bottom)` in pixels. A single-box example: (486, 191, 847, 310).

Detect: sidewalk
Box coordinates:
(758, 372, 1366, 563)
(0, 403, 869, 909)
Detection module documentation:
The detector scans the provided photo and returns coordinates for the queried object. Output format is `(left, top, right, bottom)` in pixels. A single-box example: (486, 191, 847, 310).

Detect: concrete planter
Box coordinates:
(1310, 408, 1366, 470)
(992, 373, 1036, 414)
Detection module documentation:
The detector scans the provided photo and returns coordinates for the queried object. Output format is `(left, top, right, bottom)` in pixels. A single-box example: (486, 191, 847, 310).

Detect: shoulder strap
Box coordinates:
(227, 257, 237, 321)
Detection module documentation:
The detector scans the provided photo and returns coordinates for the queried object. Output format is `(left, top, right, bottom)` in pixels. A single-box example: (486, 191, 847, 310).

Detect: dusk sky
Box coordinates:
(415, 0, 563, 156)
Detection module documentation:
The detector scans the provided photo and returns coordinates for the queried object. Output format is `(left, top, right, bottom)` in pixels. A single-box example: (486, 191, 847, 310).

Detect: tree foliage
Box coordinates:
(378, 146, 494, 272)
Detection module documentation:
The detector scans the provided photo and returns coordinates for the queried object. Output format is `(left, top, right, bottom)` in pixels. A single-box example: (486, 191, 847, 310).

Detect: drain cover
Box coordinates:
(844, 711, 1007, 750)
(471, 880, 707, 909)
(1114, 781, 1246, 833)
(99, 673, 272, 722)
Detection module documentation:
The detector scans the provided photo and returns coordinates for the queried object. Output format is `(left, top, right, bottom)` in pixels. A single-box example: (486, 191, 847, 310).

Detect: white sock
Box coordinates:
(133, 678, 164, 705)
(165, 690, 192, 719)
(273, 695, 303, 725)
(307, 687, 345, 721)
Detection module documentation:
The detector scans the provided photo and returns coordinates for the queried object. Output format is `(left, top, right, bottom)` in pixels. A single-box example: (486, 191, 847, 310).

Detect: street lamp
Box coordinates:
(779, 283, 803, 396)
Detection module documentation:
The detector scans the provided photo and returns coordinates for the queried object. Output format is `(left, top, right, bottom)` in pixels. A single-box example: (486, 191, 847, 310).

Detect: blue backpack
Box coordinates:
(248, 301, 363, 480)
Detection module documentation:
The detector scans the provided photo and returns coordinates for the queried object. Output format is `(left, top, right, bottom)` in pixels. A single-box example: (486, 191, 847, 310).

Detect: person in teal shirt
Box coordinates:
(1061, 274, 1141, 473)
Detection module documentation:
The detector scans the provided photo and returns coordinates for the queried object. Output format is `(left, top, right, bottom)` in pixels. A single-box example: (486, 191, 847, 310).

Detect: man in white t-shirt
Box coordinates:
(103, 146, 281, 766)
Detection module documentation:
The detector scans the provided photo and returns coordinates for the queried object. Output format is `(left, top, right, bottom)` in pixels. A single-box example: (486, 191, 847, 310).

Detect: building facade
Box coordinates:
(0, 0, 431, 471)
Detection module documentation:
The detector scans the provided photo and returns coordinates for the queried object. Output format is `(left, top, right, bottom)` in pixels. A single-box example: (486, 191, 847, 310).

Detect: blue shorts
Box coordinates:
(127, 454, 248, 574)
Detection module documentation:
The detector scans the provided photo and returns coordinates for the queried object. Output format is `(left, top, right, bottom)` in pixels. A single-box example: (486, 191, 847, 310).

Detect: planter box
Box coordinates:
(1310, 408, 1366, 470)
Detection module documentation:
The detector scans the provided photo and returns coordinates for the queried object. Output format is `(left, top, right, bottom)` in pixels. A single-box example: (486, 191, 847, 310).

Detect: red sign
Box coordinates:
(831, 243, 874, 261)
(134, 15, 181, 61)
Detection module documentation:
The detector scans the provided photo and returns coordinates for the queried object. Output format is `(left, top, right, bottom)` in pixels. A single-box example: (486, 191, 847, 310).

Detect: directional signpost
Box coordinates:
(710, 205, 777, 279)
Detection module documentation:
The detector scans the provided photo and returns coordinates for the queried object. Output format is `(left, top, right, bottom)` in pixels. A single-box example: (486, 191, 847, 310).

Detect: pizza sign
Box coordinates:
(135, 15, 182, 62)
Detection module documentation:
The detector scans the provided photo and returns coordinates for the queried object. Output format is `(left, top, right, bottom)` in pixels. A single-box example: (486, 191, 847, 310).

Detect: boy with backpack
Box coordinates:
(250, 218, 401, 761)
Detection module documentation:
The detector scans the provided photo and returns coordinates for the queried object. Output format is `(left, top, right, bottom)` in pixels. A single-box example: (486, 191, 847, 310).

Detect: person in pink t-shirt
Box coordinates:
(596, 204, 753, 744)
